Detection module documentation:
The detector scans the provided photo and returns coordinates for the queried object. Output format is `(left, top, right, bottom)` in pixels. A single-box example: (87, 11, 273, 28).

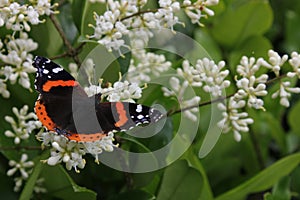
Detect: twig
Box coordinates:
(50, 43, 86, 61)
(248, 128, 265, 169)
(49, 13, 82, 66)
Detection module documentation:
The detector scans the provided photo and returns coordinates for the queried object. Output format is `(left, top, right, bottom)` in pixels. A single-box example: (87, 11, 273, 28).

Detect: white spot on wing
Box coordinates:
(136, 104, 142, 113)
(137, 114, 144, 119)
(52, 67, 63, 73)
(43, 69, 49, 74)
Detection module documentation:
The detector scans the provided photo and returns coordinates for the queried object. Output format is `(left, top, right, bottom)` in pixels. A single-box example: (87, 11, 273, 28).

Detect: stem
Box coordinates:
(248, 128, 265, 169)
(49, 14, 82, 66)
(168, 94, 232, 116)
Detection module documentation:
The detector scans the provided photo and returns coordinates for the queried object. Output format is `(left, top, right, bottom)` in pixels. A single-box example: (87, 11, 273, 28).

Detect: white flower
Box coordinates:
(184, 0, 219, 26)
(35, 0, 58, 16)
(0, 78, 10, 98)
(235, 56, 268, 109)
(181, 96, 201, 122)
(101, 80, 143, 102)
(271, 81, 300, 107)
(4, 105, 41, 144)
(0, 1, 57, 32)
(288, 51, 300, 78)
(177, 60, 203, 87)
(193, 58, 230, 97)
(37, 130, 116, 172)
(7, 154, 34, 178)
(85, 132, 116, 164)
(127, 50, 172, 84)
(33, 178, 47, 194)
(47, 137, 86, 173)
(68, 62, 78, 79)
(0, 33, 38, 89)
(7, 153, 34, 192)
(218, 98, 254, 142)
(234, 76, 267, 109)
(162, 77, 200, 121)
(258, 50, 288, 77)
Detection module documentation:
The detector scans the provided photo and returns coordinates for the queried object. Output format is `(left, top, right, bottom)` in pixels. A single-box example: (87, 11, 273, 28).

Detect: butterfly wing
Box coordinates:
(33, 56, 87, 132)
(94, 101, 163, 133)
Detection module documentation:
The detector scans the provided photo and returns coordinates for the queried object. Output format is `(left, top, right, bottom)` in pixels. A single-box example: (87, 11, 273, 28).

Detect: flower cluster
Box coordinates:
(89, 0, 219, 52)
(126, 49, 172, 84)
(6, 154, 35, 192)
(162, 77, 201, 122)
(217, 98, 254, 142)
(234, 56, 268, 109)
(41, 133, 87, 173)
(258, 50, 300, 107)
(217, 50, 300, 141)
(183, 0, 219, 26)
(36, 130, 117, 172)
(0, 33, 38, 97)
(192, 58, 230, 97)
(162, 58, 230, 121)
(0, 0, 57, 32)
(5, 105, 42, 144)
(79, 58, 145, 102)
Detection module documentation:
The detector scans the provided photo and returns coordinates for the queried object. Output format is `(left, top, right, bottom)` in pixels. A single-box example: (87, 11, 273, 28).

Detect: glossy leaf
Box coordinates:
(288, 100, 300, 136)
(211, 0, 273, 48)
(216, 153, 300, 200)
(157, 160, 204, 200)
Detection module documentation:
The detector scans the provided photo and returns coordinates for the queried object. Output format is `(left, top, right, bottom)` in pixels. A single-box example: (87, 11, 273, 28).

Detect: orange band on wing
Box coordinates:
(42, 80, 78, 92)
(114, 102, 128, 127)
(66, 133, 107, 142)
(35, 99, 56, 131)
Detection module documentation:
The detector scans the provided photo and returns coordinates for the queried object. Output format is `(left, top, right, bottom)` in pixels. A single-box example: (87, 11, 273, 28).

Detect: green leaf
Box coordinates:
(0, 171, 18, 200)
(30, 19, 64, 57)
(42, 165, 96, 200)
(71, 0, 86, 33)
(157, 160, 204, 200)
(117, 51, 131, 75)
(283, 10, 300, 53)
(211, 0, 273, 48)
(183, 148, 214, 200)
(58, 3, 78, 44)
(216, 153, 300, 200)
(288, 100, 300, 136)
(271, 176, 291, 200)
(185, 29, 222, 62)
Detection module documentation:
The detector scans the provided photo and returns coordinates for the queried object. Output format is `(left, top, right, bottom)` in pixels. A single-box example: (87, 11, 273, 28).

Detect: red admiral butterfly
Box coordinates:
(33, 56, 163, 142)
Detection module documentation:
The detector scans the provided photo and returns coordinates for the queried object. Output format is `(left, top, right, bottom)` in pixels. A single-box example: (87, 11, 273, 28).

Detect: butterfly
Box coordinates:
(33, 56, 163, 142)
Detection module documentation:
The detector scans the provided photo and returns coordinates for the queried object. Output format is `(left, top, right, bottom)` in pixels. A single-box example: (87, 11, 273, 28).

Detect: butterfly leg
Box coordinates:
(54, 127, 71, 137)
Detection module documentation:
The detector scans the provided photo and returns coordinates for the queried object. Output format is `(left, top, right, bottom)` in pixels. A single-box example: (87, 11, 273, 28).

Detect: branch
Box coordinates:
(49, 14, 82, 66)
